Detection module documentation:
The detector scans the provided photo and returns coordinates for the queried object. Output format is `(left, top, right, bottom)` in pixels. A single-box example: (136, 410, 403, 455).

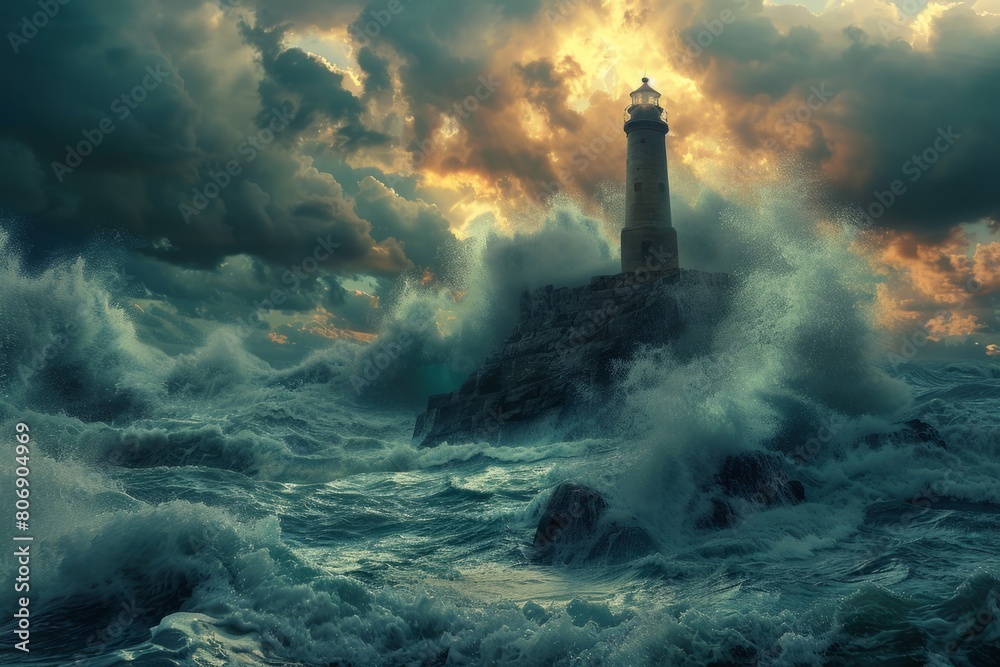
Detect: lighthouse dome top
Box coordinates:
(630, 77, 661, 106)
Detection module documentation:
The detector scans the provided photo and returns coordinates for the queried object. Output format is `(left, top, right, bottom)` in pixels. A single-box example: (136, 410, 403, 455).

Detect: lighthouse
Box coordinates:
(621, 77, 679, 274)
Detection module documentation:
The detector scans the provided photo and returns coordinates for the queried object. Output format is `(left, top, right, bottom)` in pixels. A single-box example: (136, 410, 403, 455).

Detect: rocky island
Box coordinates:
(407, 77, 949, 562)
(414, 77, 689, 449)
(412, 266, 731, 447)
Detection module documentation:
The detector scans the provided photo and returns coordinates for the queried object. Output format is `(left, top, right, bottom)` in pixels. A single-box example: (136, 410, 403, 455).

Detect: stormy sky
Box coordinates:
(1, 0, 999, 359)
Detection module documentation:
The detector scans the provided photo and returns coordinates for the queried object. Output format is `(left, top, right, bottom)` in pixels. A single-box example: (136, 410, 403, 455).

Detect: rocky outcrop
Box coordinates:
(862, 418, 948, 450)
(532, 483, 607, 563)
(531, 452, 808, 563)
(413, 269, 732, 447)
(530, 483, 656, 565)
(697, 452, 806, 529)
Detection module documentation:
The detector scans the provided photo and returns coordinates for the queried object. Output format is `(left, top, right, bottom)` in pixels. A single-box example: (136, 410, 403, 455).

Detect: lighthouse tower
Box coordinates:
(621, 78, 679, 274)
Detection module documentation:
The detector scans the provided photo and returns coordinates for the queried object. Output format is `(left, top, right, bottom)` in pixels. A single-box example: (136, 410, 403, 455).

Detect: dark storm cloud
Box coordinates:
(0, 0, 412, 276)
(106, 247, 385, 349)
(675, 2, 1000, 237)
(205, 1, 667, 214)
(3, 0, 997, 308)
(515, 59, 585, 132)
(337, 0, 562, 190)
(125, 253, 334, 318)
(240, 19, 392, 152)
(239, 0, 998, 241)
(352, 177, 456, 270)
(356, 46, 393, 96)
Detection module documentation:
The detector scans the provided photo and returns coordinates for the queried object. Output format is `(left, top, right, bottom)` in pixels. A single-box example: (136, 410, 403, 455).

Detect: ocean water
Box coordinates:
(1, 202, 999, 667)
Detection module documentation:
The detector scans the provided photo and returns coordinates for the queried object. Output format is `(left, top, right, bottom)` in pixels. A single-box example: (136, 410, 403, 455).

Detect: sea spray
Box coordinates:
(0, 196, 997, 664)
(606, 165, 913, 542)
(349, 197, 620, 402)
(0, 230, 169, 421)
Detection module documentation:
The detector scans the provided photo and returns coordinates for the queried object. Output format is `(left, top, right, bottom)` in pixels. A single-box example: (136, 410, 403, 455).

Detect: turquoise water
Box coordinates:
(1, 355, 998, 666)
(1, 204, 998, 665)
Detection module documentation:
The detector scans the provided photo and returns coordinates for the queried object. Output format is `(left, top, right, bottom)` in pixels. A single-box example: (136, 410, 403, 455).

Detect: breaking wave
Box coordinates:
(0, 171, 998, 665)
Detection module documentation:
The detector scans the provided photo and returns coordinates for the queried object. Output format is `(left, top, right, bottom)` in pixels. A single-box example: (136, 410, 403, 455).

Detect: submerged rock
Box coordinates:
(532, 483, 607, 560)
(698, 452, 806, 529)
(900, 419, 948, 449)
(860, 418, 948, 450)
(531, 483, 656, 565)
(532, 455, 807, 560)
(589, 523, 658, 562)
(715, 451, 806, 504)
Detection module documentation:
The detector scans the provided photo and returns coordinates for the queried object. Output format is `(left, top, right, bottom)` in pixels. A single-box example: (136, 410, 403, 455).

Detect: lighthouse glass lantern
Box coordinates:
(630, 79, 660, 107)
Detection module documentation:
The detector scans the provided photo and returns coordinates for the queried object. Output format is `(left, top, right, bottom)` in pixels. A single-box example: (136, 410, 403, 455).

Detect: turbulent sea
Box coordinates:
(2, 213, 1000, 666)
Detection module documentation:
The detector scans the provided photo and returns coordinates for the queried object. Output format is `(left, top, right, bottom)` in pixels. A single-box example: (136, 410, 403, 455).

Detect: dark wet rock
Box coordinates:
(589, 523, 659, 562)
(716, 451, 806, 505)
(531, 483, 656, 565)
(413, 269, 732, 447)
(697, 498, 740, 531)
(532, 483, 607, 564)
(901, 419, 947, 449)
(861, 418, 948, 450)
(698, 452, 806, 529)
